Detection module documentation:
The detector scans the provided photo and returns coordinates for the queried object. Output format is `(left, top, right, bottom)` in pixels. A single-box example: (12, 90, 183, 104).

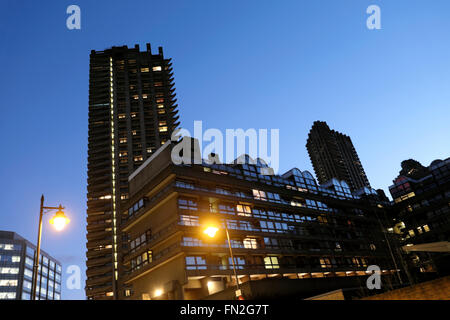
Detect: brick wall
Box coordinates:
(362, 276, 450, 300)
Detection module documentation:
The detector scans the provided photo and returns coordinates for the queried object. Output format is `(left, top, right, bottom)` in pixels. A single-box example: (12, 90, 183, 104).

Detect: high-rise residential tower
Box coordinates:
(86, 44, 180, 300)
(306, 121, 371, 192)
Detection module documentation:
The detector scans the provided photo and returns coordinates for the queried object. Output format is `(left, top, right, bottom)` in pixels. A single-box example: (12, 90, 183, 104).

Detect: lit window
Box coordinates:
(141, 68, 149, 72)
(0, 267, 19, 274)
(0, 280, 18, 286)
(120, 137, 127, 144)
(179, 215, 199, 226)
(236, 205, 252, 217)
(264, 256, 279, 269)
(253, 189, 266, 201)
(320, 258, 331, 268)
(134, 155, 143, 162)
(152, 66, 162, 71)
(423, 225, 430, 232)
(243, 238, 258, 249)
(0, 292, 16, 299)
(159, 126, 168, 132)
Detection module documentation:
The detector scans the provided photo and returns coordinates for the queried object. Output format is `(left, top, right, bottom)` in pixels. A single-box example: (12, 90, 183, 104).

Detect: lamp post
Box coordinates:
(31, 195, 70, 300)
(204, 223, 241, 298)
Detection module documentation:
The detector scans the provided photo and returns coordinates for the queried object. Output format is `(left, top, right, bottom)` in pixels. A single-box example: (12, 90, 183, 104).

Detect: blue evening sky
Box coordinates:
(0, 0, 449, 300)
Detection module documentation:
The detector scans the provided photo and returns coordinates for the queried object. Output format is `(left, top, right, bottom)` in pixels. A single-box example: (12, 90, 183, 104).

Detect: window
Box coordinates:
(178, 198, 198, 211)
(219, 204, 235, 215)
(243, 238, 258, 249)
(253, 189, 267, 201)
(175, 180, 195, 190)
(141, 67, 149, 72)
(185, 256, 207, 270)
(0, 267, 19, 274)
(0, 244, 14, 250)
(0, 279, 18, 286)
(24, 268, 33, 278)
(228, 256, 245, 269)
(11, 256, 20, 263)
(182, 237, 203, 247)
(264, 256, 279, 269)
(22, 291, 31, 300)
(236, 205, 252, 217)
(23, 280, 32, 290)
(320, 258, 332, 268)
(179, 215, 199, 226)
(128, 198, 145, 216)
(129, 230, 151, 253)
(264, 237, 279, 249)
(152, 66, 162, 71)
(0, 292, 16, 299)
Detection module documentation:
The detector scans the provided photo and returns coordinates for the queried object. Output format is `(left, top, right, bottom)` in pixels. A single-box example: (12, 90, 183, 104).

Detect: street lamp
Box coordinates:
(203, 222, 242, 298)
(31, 194, 70, 300)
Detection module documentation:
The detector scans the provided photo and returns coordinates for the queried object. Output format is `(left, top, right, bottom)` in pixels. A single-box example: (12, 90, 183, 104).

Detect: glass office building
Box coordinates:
(0, 231, 62, 300)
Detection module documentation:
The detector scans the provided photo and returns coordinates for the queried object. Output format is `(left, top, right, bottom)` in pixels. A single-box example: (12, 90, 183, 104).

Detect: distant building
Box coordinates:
(388, 157, 450, 281)
(117, 137, 400, 300)
(86, 43, 180, 299)
(306, 121, 371, 192)
(0, 231, 62, 300)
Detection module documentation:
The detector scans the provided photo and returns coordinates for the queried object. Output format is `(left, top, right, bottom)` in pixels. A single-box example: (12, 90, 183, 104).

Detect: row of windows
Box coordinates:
(185, 255, 369, 271)
(130, 251, 153, 272)
(129, 230, 151, 253)
(128, 198, 145, 216)
(176, 181, 332, 213)
(179, 214, 366, 240)
(181, 234, 376, 254)
(202, 164, 357, 201)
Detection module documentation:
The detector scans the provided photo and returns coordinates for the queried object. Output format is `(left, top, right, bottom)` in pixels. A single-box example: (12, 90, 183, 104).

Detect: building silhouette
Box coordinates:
(388, 157, 450, 282)
(306, 121, 371, 192)
(86, 44, 180, 299)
